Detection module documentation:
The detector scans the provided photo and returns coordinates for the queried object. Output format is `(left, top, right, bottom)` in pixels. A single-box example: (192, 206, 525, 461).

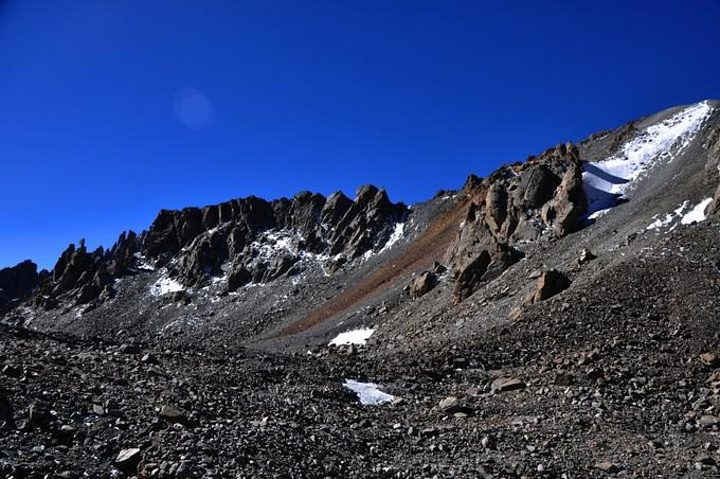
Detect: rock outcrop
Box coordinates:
(144, 185, 407, 289)
(30, 239, 118, 308)
(20, 185, 407, 310)
(446, 143, 586, 304)
(0, 260, 40, 313)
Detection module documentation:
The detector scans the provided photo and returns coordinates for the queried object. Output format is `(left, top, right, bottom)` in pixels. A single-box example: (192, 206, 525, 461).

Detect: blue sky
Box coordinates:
(1, 0, 719, 269)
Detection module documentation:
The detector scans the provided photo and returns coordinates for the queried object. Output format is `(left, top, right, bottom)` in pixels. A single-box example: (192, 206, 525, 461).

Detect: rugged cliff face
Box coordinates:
(8, 102, 720, 330)
(158, 185, 409, 289)
(23, 184, 408, 311)
(445, 143, 587, 303)
(0, 260, 40, 313)
(30, 233, 137, 310)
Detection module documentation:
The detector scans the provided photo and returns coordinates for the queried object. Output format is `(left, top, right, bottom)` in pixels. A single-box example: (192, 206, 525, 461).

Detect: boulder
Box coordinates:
(706, 182, 720, 217)
(438, 396, 460, 411)
(410, 271, 437, 299)
(28, 403, 52, 428)
(452, 242, 522, 304)
(520, 165, 560, 208)
(526, 269, 571, 305)
(159, 404, 191, 426)
(453, 250, 491, 304)
(491, 377, 526, 393)
(115, 448, 142, 473)
(0, 391, 14, 429)
(577, 248, 596, 265)
(700, 352, 720, 368)
(595, 461, 620, 473)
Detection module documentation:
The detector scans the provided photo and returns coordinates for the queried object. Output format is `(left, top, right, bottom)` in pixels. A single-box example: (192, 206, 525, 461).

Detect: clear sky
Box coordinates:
(1, 0, 719, 270)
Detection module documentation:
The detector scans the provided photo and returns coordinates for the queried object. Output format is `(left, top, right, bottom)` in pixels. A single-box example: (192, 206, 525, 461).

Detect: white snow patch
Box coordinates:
(681, 197, 713, 225)
(645, 197, 713, 231)
(646, 201, 689, 231)
(150, 276, 184, 296)
(247, 229, 331, 273)
(583, 101, 712, 219)
(132, 253, 155, 271)
(380, 222, 405, 253)
(343, 379, 395, 405)
(329, 327, 375, 346)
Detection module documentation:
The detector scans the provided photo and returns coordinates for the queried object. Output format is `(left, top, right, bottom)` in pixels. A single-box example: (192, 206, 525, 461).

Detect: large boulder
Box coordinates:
(452, 242, 523, 305)
(526, 269, 571, 305)
(410, 271, 437, 299)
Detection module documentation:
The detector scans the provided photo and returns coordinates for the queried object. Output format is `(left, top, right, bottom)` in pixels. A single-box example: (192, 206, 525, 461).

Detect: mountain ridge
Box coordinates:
(3, 100, 719, 335)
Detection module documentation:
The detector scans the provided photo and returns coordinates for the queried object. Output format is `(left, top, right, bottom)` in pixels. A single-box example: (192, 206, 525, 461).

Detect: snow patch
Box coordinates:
(247, 229, 331, 270)
(379, 222, 405, 253)
(343, 379, 395, 405)
(150, 276, 184, 296)
(583, 101, 713, 219)
(681, 197, 713, 225)
(132, 253, 155, 271)
(329, 327, 375, 346)
(645, 197, 713, 231)
(646, 202, 689, 231)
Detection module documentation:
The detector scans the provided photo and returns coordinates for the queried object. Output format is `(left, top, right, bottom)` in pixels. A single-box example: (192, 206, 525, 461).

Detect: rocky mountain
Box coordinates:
(2, 100, 720, 478)
(0, 260, 41, 314)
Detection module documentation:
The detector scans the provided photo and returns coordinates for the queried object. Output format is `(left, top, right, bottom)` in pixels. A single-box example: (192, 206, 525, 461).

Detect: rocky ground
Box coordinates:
(3, 219, 720, 478)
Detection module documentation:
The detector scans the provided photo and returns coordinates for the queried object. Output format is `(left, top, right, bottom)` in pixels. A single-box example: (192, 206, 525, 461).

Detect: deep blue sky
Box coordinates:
(1, 0, 719, 269)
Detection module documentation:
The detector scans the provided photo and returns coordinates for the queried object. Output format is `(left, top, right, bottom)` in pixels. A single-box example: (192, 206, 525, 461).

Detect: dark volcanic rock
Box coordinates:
(28, 236, 132, 310)
(137, 185, 407, 288)
(0, 390, 14, 429)
(491, 377, 526, 393)
(328, 185, 408, 259)
(16, 184, 408, 311)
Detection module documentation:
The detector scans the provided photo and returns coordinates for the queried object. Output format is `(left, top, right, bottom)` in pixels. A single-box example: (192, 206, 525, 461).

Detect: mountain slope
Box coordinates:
(2, 100, 720, 477)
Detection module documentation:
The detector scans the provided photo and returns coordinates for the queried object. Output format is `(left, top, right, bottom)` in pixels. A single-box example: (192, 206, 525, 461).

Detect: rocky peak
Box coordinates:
(0, 260, 40, 313)
(31, 235, 131, 309)
(446, 142, 586, 304)
(19, 185, 409, 311)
